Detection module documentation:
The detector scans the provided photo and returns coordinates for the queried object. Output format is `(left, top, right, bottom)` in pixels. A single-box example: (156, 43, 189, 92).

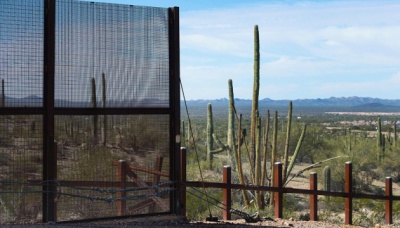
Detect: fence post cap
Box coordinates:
(274, 162, 282, 165)
(223, 165, 231, 168)
(118, 159, 125, 163)
(345, 161, 352, 165)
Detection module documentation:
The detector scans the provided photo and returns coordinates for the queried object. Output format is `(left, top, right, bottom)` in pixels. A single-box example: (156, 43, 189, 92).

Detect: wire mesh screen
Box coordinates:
(55, 115, 171, 221)
(0, 0, 178, 223)
(0, 0, 44, 107)
(0, 115, 43, 223)
(55, 1, 170, 108)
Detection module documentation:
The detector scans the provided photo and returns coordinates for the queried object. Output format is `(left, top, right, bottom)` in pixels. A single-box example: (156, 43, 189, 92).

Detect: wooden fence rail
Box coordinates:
(179, 147, 400, 225)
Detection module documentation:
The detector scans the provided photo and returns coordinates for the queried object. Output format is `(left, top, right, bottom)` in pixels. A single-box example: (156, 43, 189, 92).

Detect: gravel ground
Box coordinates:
(3, 215, 399, 228)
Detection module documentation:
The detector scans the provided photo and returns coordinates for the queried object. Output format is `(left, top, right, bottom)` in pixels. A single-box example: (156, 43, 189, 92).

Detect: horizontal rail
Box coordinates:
(184, 181, 400, 200)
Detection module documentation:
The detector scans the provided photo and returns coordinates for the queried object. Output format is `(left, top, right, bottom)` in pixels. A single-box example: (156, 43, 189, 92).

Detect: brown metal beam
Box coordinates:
(117, 160, 128, 216)
(222, 166, 231, 221)
(274, 162, 283, 219)
(310, 172, 318, 221)
(344, 162, 352, 225)
(385, 177, 393, 224)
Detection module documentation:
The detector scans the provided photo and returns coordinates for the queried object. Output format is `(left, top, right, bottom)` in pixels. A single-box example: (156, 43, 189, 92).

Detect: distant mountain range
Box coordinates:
(183, 96, 400, 116)
(186, 96, 400, 107)
(3, 95, 400, 113)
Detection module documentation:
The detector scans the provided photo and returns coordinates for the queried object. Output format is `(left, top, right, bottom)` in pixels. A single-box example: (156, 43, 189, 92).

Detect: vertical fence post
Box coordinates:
(179, 147, 186, 217)
(385, 177, 393, 224)
(310, 172, 318, 221)
(344, 162, 352, 225)
(117, 160, 127, 216)
(274, 162, 283, 219)
(43, 0, 56, 223)
(223, 165, 232, 221)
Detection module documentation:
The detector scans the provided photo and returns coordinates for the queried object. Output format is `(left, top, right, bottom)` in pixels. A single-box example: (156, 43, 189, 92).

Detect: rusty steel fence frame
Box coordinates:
(0, 0, 180, 223)
(180, 148, 400, 225)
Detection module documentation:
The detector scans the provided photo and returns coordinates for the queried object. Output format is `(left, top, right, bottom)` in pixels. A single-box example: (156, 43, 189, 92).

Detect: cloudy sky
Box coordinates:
(88, 0, 400, 100)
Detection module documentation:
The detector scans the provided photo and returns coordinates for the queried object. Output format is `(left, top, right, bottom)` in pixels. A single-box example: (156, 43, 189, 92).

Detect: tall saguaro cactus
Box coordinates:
(91, 77, 98, 142)
(251, 25, 260, 170)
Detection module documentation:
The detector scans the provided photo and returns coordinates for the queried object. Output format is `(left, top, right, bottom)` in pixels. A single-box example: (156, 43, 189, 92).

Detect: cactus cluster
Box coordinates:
(204, 25, 307, 210)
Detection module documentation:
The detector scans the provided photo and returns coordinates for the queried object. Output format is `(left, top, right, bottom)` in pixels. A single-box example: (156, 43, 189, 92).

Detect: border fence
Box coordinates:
(0, 0, 180, 223)
(180, 147, 400, 225)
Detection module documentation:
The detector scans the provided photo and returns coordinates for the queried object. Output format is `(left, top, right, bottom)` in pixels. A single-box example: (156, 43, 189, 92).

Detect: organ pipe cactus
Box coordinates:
(347, 128, 351, 153)
(394, 121, 397, 147)
(181, 120, 185, 146)
(1, 79, 4, 107)
(260, 110, 270, 209)
(324, 166, 331, 202)
(207, 103, 214, 158)
(377, 117, 384, 161)
(91, 77, 98, 142)
(102, 73, 107, 146)
(284, 123, 307, 184)
(206, 104, 229, 162)
(283, 101, 292, 180)
(255, 114, 262, 208)
(270, 111, 278, 206)
(237, 114, 250, 206)
(227, 79, 237, 169)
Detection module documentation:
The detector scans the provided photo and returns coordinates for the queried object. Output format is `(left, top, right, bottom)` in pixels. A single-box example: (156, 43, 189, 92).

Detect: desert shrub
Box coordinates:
(185, 188, 222, 221)
(353, 199, 385, 227)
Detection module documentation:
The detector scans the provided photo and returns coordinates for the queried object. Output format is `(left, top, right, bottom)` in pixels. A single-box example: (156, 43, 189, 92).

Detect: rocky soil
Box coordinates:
(9, 215, 398, 228)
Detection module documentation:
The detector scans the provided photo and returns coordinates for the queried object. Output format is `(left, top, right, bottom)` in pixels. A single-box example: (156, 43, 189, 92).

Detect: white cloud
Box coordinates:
(179, 1, 400, 99)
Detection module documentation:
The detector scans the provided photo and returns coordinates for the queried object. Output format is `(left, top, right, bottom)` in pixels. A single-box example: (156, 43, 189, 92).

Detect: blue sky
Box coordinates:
(86, 0, 400, 100)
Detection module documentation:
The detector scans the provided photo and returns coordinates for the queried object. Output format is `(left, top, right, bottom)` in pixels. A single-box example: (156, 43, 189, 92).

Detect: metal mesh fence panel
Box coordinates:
(55, 1, 170, 108)
(0, 0, 177, 223)
(55, 115, 171, 221)
(0, 0, 44, 107)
